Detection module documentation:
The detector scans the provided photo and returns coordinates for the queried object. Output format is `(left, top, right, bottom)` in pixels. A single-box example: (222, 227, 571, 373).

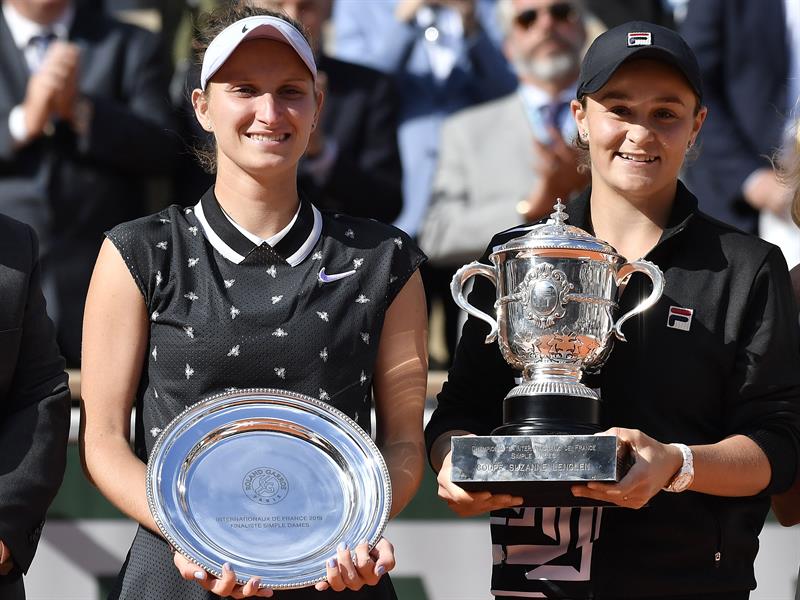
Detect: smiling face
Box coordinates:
(192, 38, 322, 184)
(573, 59, 706, 205)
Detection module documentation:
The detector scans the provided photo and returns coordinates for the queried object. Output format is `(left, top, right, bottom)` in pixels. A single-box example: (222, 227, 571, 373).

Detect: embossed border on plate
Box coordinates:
(146, 388, 392, 590)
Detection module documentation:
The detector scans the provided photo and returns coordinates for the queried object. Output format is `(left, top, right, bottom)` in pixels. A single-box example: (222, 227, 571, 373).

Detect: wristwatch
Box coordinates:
(663, 443, 694, 493)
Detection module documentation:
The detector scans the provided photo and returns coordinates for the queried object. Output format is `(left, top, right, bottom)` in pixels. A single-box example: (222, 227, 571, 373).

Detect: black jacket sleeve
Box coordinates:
(725, 246, 800, 495)
(0, 222, 70, 575)
(424, 238, 516, 462)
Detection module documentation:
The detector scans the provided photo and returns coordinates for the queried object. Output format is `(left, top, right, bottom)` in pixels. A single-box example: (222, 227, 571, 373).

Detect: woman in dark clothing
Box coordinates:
(426, 21, 800, 600)
(79, 5, 427, 599)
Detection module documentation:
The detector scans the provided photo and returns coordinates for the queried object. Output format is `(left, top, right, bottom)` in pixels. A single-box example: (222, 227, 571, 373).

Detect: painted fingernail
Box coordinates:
(222, 562, 232, 572)
(337, 542, 348, 552)
(193, 570, 206, 580)
(375, 565, 386, 576)
(326, 557, 338, 569)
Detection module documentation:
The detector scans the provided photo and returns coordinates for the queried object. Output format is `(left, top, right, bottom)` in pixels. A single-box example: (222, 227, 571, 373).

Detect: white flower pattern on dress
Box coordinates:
(274, 367, 286, 379)
(389, 275, 398, 284)
(155, 271, 162, 287)
(184, 291, 198, 301)
(271, 295, 283, 304)
(345, 229, 355, 239)
(317, 311, 329, 322)
(151, 346, 157, 361)
(355, 294, 370, 304)
(312, 251, 323, 260)
(360, 371, 367, 385)
(188, 258, 199, 268)
(393, 237, 403, 248)
(227, 345, 240, 357)
(160, 218, 170, 224)
(224, 279, 235, 288)
(319, 389, 330, 401)
(360, 332, 370, 344)
(183, 326, 194, 338)
(150, 427, 163, 437)
(230, 306, 240, 319)
(266, 265, 277, 278)
(320, 347, 328, 362)
(188, 226, 198, 236)
(185, 364, 194, 379)
(272, 328, 288, 337)
(156, 241, 168, 250)
(353, 258, 364, 269)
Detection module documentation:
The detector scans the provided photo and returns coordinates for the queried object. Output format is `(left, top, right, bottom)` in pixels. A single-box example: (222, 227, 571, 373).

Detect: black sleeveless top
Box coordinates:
(104, 189, 424, 600)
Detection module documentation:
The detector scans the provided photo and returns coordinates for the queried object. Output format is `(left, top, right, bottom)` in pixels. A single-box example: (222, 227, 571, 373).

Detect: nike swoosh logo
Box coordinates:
(242, 24, 248, 33)
(318, 267, 356, 283)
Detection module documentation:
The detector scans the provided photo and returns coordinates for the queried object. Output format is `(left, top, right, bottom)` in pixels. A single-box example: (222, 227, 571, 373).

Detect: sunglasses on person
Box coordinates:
(514, 3, 577, 29)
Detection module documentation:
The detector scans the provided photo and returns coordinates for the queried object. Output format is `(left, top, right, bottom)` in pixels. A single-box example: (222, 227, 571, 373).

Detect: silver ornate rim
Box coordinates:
(145, 388, 392, 589)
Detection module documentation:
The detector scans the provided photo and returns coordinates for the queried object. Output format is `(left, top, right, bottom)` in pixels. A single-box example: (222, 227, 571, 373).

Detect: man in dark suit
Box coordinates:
(0, 0, 179, 367)
(0, 215, 70, 599)
(680, 0, 794, 238)
(175, 0, 403, 224)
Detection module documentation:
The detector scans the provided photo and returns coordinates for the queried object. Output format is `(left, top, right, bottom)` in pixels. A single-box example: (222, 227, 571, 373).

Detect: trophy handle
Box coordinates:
(612, 259, 665, 342)
(451, 262, 499, 344)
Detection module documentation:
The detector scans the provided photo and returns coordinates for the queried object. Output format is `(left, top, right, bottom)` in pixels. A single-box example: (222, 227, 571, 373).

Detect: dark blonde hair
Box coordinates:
(779, 120, 800, 227)
(192, 2, 311, 173)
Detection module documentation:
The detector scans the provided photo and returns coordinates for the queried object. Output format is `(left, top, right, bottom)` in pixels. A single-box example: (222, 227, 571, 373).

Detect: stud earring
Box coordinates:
(580, 130, 588, 141)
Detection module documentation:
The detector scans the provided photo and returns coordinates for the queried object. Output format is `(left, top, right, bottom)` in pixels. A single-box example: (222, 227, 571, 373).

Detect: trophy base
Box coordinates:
(450, 434, 631, 507)
(498, 394, 602, 436)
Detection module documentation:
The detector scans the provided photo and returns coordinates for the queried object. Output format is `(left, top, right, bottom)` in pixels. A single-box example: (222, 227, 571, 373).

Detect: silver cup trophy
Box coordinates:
(450, 201, 664, 506)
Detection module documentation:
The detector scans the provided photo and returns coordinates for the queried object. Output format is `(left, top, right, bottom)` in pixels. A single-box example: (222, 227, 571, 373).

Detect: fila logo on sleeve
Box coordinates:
(667, 306, 693, 331)
(627, 32, 652, 47)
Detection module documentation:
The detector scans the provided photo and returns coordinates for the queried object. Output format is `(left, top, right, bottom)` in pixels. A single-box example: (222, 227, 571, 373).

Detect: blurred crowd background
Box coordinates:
(2, 0, 798, 372)
(4, 1, 800, 598)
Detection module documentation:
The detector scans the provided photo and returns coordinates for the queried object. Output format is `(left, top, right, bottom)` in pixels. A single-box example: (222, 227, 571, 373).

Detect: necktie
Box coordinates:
(28, 31, 56, 71)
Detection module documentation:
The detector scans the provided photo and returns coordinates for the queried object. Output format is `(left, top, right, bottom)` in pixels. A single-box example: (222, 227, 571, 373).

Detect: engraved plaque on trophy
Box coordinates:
(147, 389, 391, 589)
(450, 201, 664, 506)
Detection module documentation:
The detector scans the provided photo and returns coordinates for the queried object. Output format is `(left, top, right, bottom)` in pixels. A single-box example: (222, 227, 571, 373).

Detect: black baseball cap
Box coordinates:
(576, 21, 703, 102)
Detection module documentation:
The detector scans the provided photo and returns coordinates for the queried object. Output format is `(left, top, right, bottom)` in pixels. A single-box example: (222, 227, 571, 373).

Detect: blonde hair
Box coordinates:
(788, 121, 800, 227)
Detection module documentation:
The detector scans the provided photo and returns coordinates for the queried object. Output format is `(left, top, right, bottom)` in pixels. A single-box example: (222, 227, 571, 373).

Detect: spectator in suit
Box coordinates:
(0, 215, 70, 600)
(332, 0, 516, 238)
(256, 0, 404, 222)
(680, 0, 800, 267)
(0, 0, 179, 367)
(174, 0, 404, 223)
(420, 0, 588, 270)
(333, 0, 517, 365)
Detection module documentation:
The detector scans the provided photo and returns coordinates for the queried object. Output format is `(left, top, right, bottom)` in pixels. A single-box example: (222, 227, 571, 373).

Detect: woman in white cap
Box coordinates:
(426, 21, 800, 600)
(80, 4, 427, 599)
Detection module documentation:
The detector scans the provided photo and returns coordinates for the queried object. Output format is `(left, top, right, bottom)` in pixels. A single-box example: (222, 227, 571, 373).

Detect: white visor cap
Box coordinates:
(200, 15, 317, 90)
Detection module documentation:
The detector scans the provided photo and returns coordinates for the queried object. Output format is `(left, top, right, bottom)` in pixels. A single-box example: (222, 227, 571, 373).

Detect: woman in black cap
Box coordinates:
(426, 20, 800, 600)
(80, 4, 427, 600)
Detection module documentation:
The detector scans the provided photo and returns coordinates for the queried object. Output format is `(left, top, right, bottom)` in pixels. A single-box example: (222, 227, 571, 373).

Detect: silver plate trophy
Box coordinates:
(146, 389, 392, 589)
(450, 200, 664, 506)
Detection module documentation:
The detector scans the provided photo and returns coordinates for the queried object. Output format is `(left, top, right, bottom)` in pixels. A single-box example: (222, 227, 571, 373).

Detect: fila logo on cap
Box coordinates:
(667, 306, 693, 331)
(627, 32, 652, 47)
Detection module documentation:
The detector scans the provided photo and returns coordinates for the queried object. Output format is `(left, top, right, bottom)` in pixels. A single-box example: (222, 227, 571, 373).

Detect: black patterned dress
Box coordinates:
(104, 188, 425, 600)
